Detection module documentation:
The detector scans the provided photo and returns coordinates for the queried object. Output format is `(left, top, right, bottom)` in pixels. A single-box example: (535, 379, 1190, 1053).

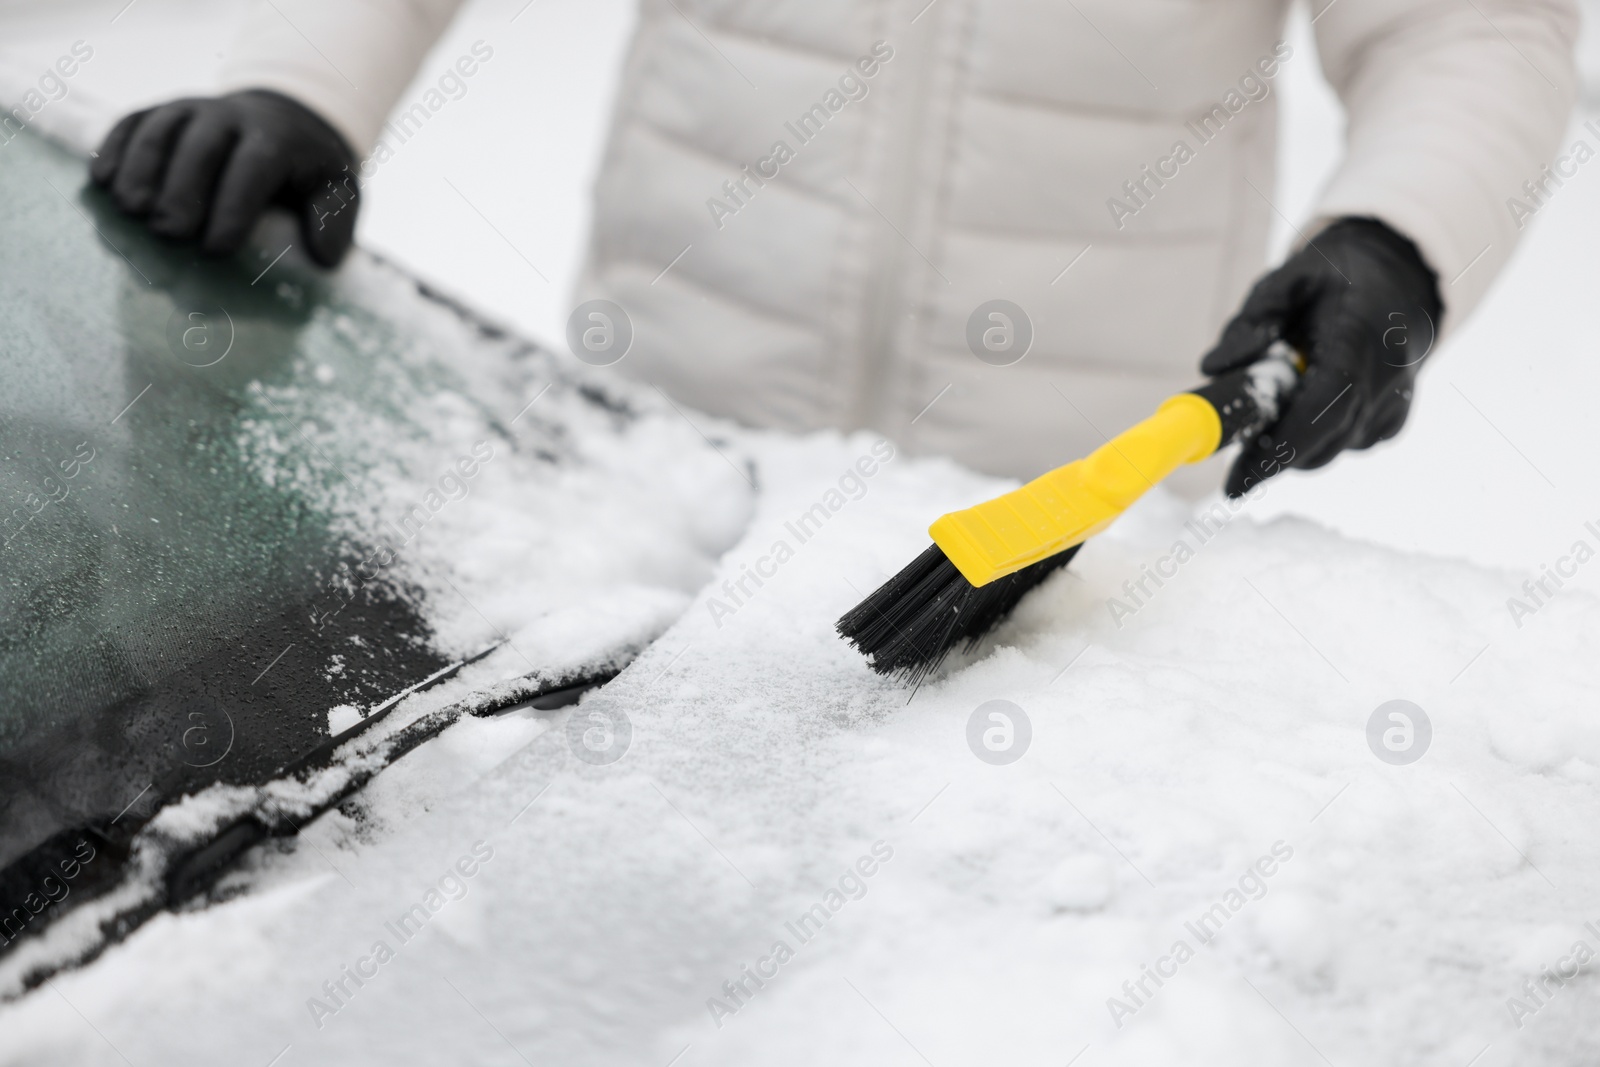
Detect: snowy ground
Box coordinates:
(4, 2, 1600, 1065)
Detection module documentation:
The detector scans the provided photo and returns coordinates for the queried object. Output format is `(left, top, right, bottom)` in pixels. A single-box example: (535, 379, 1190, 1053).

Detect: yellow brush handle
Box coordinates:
(930, 393, 1222, 587)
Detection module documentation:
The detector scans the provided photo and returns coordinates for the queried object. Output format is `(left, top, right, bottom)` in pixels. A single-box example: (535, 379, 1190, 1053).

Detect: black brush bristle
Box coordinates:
(837, 542, 1082, 686)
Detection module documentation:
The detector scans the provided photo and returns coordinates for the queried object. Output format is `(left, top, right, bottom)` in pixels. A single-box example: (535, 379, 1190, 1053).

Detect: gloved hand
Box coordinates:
(1201, 216, 1443, 497)
(90, 89, 360, 267)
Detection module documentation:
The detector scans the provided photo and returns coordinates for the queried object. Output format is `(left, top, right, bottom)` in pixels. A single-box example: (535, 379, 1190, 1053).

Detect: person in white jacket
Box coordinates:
(89, 0, 1578, 495)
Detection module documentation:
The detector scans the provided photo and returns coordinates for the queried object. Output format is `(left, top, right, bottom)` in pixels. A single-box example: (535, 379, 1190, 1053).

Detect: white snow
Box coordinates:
(227, 246, 755, 662)
(4, 426, 1599, 1066)
(326, 704, 363, 735)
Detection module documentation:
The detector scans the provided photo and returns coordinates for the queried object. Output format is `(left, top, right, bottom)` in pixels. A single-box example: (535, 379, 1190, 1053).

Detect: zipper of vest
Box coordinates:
(850, 0, 943, 432)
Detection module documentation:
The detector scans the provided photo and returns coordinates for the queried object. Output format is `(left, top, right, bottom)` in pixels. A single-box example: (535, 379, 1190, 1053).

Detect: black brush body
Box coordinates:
(836, 543, 1082, 685)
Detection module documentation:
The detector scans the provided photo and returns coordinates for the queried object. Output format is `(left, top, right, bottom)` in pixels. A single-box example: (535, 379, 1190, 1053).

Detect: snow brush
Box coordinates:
(836, 343, 1303, 684)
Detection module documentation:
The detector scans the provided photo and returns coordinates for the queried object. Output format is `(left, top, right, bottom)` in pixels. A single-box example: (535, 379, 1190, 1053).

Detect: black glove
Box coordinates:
(1201, 216, 1442, 497)
(90, 89, 360, 267)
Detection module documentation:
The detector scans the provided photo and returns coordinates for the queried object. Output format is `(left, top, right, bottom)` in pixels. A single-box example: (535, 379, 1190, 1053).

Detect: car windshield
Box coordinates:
(0, 129, 460, 885)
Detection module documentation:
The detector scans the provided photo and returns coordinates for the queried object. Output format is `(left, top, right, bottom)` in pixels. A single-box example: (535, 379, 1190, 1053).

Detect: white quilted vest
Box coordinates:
(578, 0, 1290, 479)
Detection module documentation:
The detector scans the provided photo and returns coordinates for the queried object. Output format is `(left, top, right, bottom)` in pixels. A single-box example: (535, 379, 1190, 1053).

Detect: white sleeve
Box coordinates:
(1310, 0, 1579, 330)
(216, 0, 468, 156)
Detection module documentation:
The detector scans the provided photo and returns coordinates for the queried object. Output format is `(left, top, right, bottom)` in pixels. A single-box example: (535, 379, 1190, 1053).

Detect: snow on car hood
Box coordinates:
(5, 426, 1595, 1066)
